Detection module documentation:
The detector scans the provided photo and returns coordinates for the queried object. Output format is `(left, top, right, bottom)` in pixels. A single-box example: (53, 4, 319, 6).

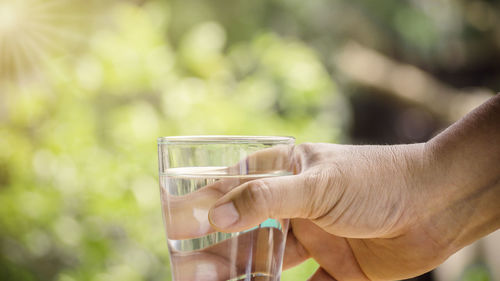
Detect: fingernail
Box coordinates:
(210, 202, 239, 229)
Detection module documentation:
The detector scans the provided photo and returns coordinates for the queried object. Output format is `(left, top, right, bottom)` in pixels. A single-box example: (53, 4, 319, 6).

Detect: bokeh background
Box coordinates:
(0, 0, 499, 281)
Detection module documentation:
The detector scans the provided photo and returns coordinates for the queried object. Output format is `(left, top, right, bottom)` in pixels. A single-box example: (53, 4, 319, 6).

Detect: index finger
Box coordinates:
(227, 144, 295, 176)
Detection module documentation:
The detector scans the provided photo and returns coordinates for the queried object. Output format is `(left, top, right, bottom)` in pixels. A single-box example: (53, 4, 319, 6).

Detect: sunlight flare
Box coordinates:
(0, 0, 92, 83)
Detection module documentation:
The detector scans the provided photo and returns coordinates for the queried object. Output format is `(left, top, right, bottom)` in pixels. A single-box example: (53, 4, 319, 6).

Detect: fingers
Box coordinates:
(283, 228, 310, 270)
(162, 179, 241, 240)
(208, 163, 345, 233)
(227, 144, 294, 175)
(208, 173, 322, 232)
(308, 268, 338, 281)
(162, 145, 294, 240)
(292, 219, 370, 281)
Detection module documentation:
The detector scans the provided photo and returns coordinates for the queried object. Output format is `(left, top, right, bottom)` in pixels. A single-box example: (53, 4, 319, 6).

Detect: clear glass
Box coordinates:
(157, 136, 295, 281)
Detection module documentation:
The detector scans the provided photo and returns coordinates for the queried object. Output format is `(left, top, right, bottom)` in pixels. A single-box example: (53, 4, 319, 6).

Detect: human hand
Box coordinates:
(208, 143, 446, 280)
(208, 95, 500, 281)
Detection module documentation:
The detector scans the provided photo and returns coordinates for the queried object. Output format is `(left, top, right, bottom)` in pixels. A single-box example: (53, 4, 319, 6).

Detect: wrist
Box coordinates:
(418, 136, 500, 255)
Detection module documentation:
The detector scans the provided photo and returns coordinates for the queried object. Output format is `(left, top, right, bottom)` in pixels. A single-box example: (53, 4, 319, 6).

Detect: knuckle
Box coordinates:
(295, 143, 314, 157)
(293, 143, 316, 172)
(244, 180, 274, 216)
(302, 166, 346, 219)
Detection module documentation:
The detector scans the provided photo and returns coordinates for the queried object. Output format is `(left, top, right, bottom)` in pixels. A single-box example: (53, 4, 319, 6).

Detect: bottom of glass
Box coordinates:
(227, 272, 275, 281)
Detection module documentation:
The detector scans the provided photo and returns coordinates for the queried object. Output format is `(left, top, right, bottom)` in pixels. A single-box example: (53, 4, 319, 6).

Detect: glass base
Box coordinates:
(228, 272, 275, 281)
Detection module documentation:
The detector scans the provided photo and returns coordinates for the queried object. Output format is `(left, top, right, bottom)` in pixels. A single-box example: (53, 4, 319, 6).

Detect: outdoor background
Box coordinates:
(0, 0, 499, 281)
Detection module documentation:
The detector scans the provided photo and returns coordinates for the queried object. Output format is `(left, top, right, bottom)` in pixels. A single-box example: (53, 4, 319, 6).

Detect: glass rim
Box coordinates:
(157, 135, 295, 144)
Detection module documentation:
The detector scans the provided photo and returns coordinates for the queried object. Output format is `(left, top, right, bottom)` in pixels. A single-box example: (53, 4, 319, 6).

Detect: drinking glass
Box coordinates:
(157, 136, 295, 281)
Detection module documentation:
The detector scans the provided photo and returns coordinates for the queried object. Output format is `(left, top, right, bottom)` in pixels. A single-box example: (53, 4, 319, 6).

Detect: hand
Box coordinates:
(209, 143, 444, 280)
(208, 95, 500, 281)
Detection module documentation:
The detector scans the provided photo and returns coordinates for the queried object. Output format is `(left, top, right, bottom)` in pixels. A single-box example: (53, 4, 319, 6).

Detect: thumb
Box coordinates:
(208, 172, 327, 232)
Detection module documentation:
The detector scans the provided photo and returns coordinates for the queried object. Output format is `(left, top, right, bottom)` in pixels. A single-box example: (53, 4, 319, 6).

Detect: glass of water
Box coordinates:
(157, 136, 295, 281)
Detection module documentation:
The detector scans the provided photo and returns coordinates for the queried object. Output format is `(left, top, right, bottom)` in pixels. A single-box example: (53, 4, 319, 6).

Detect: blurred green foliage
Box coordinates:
(460, 264, 491, 281)
(1, 0, 498, 280)
(0, 1, 341, 280)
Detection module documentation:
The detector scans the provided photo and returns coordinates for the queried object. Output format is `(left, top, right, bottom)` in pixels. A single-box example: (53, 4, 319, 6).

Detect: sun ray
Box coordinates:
(1, 33, 15, 79)
(29, 0, 75, 13)
(1, 44, 9, 80)
(18, 28, 44, 69)
(0, 0, 93, 83)
(24, 25, 66, 54)
(15, 40, 45, 82)
(0, 38, 6, 78)
(10, 38, 26, 82)
(6, 40, 23, 80)
(14, 23, 41, 75)
(27, 21, 86, 44)
(27, 2, 89, 22)
(19, 28, 52, 65)
(29, 12, 89, 23)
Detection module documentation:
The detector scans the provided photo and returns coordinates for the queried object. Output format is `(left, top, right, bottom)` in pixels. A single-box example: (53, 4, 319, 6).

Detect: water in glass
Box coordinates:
(160, 167, 289, 281)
